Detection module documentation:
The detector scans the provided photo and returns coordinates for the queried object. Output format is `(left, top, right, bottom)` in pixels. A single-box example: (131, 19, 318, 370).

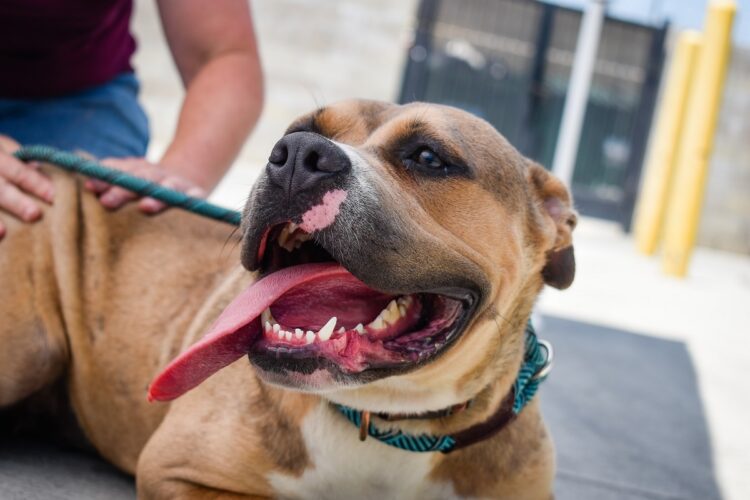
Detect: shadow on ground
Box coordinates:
(0, 436, 134, 500)
(0, 315, 721, 499)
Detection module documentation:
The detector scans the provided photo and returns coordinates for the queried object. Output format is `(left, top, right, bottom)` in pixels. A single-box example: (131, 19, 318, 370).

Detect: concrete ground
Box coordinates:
(537, 218, 750, 500)
(2, 1, 748, 498)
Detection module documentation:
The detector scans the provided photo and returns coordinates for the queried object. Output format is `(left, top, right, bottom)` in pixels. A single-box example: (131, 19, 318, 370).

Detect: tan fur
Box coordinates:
(0, 100, 574, 499)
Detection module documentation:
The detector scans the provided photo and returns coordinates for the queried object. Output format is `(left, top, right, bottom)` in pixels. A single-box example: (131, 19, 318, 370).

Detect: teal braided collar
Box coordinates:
(334, 321, 552, 453)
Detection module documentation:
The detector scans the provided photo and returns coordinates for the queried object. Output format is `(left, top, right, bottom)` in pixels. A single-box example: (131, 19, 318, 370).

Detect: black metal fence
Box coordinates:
(399, 0, 668, 228)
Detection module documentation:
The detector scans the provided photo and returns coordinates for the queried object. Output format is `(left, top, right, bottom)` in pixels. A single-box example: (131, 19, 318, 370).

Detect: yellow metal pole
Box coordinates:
(634, 32, 701, 255)
(662, 0, 736, 277)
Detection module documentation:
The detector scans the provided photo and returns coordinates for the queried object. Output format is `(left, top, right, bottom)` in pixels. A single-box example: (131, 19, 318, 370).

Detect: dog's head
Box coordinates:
(149, 100, 575, 411)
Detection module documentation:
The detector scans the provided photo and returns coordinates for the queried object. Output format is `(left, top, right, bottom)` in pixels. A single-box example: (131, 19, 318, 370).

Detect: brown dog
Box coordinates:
(0, 100, 575, 499)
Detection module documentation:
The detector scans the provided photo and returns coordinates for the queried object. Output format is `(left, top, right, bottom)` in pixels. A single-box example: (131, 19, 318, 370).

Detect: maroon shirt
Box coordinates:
(0, 0, 136, 98)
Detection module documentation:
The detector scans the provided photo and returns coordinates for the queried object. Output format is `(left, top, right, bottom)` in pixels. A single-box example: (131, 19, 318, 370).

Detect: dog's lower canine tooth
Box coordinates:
(265, 321, 272, 333)
(317, 317, 337, 341)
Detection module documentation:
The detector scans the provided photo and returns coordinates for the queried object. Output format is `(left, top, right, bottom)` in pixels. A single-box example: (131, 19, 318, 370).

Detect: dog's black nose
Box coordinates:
(265, 132, 351, 197)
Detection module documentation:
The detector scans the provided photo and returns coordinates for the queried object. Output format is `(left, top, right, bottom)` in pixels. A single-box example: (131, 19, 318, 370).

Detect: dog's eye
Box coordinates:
(414, 147, 443, 169)
(401, 144, 470, 178)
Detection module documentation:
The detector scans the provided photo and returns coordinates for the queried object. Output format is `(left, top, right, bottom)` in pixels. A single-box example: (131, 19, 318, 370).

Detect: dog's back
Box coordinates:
(0, 167, 248, 471)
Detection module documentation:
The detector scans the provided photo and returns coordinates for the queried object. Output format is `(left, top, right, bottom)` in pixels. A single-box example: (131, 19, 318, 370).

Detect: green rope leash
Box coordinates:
(14, 145, 241, 226)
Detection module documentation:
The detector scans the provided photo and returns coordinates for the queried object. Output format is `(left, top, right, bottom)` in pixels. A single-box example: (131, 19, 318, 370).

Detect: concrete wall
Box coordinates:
(698, 45, 750, 254)
(132, 0, 418, 208)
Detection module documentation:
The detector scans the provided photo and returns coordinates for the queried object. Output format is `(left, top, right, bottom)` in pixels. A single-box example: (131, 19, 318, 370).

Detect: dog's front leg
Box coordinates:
(136, 438, 275, 500)
(136, 363, 284, 500)
(137, 478, 270, 500)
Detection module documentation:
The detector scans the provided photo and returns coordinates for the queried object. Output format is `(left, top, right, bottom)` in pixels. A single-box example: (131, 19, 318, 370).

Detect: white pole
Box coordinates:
(551, 0, 607, 186)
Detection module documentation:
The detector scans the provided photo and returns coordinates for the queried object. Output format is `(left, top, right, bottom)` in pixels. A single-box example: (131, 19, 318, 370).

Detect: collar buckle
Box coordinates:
(359, 411, 371, 441)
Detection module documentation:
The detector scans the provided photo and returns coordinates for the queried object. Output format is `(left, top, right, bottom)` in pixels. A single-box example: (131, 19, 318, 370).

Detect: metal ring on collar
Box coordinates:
(532, 339, 554, 380)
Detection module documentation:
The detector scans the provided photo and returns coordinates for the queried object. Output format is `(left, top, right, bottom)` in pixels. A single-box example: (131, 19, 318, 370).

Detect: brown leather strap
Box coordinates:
(442, 388, 517, 453)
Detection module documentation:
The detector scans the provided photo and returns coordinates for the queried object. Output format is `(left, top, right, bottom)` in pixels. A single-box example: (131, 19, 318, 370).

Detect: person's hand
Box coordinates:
(0, 135, 55, 240)
(85, 157, 207, 213)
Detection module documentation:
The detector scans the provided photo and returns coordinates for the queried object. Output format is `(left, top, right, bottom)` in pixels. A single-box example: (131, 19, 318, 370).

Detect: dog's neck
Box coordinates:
(326, 317, 548, 453)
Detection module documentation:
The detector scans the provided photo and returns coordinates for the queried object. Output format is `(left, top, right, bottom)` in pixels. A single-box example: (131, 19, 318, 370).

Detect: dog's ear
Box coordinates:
(526, 161, 577, 290)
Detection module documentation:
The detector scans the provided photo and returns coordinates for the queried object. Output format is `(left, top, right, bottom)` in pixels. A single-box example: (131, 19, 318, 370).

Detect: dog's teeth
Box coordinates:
(264, 321, 272, 333)
(277, 330, 284, 339)
(278, 223, 299, 252)
(261, 308, 277, 326)
(284, 331, 292, 341)
(338, 326, 346, 334)
(399, 305, 407, 316)
(294, 328, 304, 339)
(369, 316, 385, 330)
(355, 323, 365, 335)
(272, 323, 281, 333)
(387, 299, 399, 313)
(384, 300, 401, 324)
(317, 317, 337, 341)
(278, 225, 290, 247)
(305, 331, 315, 344)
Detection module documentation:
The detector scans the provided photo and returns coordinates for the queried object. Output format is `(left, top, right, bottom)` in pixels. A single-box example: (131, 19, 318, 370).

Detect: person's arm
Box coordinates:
(93, 0, 263, 212)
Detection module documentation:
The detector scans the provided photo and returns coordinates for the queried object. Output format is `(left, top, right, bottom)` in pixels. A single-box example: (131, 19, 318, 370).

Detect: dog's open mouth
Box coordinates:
(251, 223, 469, 376)
(148, 223, 474, 401)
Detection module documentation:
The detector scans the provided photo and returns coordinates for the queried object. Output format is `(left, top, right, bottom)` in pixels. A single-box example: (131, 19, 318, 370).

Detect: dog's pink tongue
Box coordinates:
(148, 263, 347, 402)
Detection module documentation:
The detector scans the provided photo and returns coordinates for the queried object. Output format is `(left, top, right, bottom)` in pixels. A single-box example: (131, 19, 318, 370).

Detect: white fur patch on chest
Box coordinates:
(268, 404, 469, 500)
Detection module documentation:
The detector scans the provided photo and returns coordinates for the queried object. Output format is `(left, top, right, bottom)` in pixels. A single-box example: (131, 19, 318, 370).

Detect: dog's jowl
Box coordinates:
(1, 100, 575, 499)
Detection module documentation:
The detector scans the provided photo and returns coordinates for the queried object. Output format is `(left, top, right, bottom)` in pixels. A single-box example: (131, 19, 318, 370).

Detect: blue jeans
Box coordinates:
(0, 73, 149, 159)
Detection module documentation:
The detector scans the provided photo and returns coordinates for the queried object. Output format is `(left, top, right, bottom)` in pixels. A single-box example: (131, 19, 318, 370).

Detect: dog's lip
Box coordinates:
(247, 222, 285, 271)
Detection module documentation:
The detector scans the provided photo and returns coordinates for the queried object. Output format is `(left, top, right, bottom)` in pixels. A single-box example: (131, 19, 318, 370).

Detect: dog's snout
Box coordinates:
(266, 131, 351, 197)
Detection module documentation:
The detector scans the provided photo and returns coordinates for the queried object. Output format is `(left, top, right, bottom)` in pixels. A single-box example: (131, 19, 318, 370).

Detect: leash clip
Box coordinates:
(532, 339, 554, 381)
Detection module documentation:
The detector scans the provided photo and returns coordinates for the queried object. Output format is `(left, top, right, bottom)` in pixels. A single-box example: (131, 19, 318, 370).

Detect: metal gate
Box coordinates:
(399, 0, 668, 228)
